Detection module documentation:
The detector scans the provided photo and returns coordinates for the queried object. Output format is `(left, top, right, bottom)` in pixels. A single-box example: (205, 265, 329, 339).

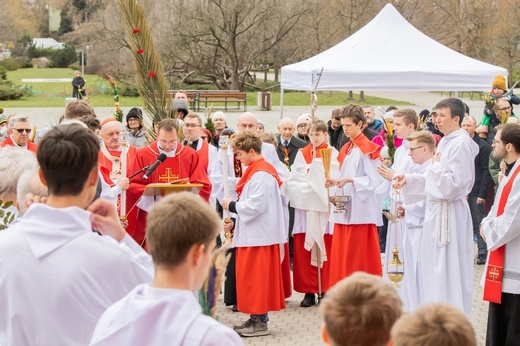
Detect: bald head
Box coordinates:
(462, 116, 477, 137)
(238, 112, 258, 132)
(101, 121, 122, 149)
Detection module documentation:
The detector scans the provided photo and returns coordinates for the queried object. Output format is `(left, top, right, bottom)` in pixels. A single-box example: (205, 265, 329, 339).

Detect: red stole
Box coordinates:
(236, 157, 281, 198)
(301, 142, 328, 164)
(196, 140, 210, 174)
(483, 162, 520, 303)
(338, 132, 381, 167)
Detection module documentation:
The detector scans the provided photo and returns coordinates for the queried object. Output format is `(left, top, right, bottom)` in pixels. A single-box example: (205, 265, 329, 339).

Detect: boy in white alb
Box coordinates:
(222, 132, 286, 337)
(286, 120, 339, 307)
(90, 192, 242, 346)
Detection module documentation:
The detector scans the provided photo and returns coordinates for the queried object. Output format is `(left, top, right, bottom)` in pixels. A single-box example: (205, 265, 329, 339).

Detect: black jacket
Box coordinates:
(470, 133, 492, 198)
(276, 135, 308, 167)
(336, 127, 378, 151)
(327, 120, 343, 150)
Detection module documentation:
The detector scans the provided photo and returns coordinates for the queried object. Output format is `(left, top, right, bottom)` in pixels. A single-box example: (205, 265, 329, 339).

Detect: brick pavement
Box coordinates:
(218, 250, 488, 346)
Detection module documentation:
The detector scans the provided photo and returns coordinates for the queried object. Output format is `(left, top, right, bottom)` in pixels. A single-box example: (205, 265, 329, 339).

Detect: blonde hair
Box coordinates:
(406, 131, 436, 152)
(260, 133, 277, 147)
(146, 192, 220, 267)
(320, 272, 402, 346)
(391, 303, 476, 346)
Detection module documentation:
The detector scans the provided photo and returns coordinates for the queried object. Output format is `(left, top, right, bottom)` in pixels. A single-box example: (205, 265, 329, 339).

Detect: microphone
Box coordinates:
(143, 153, 167, 180)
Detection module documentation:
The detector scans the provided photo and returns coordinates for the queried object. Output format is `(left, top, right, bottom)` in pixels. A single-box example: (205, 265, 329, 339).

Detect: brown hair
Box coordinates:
(339, 104, 366, 125)
(406, 131, 436, 152)
(64, 100, 96, 120)
(37, 124, 99, 196)
(320, 272, 402, 346)
(394, 108, 418, 129)
(157, 118, 179, 133)
(232, 131, 262, 154)
(81, 116, 101, 132)
(260, 133, 278, 147)
(310, 120, 328, 134)
(497, 123, 520, 153)
(331, 109, 341, 121)
(146, 192, 220, 267)
(391, 303, 476, 346)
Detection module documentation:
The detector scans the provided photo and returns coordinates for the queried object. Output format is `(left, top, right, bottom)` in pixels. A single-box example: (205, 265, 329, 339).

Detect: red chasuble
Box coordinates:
(126, 141, 212, 247)
(483, 163, 520, 303)
(0, 136, 38, 154)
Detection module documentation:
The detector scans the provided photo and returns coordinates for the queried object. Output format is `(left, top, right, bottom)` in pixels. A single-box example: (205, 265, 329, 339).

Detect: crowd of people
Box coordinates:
(0, 77, 519, 345)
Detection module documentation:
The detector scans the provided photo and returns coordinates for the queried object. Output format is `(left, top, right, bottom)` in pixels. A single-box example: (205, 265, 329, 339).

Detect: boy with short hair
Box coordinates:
(90, 192, 242, 345)
(320, 272, 402, 346)
(286, 120, 339, 307)
(391, 303, 476, 346)
(221, 132, 286, 337)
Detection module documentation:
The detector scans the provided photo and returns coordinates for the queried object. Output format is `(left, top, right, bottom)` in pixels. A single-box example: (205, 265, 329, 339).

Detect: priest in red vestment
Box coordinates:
(98, 118, 138, 185)
(0, 115, 38, 154)
(126, 118, 212, 247)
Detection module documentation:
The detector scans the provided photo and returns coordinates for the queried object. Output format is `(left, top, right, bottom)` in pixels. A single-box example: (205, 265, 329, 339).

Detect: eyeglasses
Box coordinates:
(297, 124, 307, 129)
(497, 106, 511, 111)
(128, 119, 140, 123)
(14, 128, 31, 134)
(184, 123, 200, 128)
(409, 145, 426, 152)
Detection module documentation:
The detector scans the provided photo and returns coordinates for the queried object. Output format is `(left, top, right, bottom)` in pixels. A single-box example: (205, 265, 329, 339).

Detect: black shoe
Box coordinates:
(477, 254, 487, 265)
(231, 304, 239, 312)
(300, 293, 316, 307)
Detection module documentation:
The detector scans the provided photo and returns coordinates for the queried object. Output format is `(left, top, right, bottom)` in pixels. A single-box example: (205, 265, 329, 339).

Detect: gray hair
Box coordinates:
(8, 114, 30, 128)
(17, 168, 48, 215)
(0, 147, 38, 199)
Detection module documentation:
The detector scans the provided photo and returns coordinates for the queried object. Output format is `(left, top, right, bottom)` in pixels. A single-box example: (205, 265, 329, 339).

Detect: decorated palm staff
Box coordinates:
(219, 134, 233, 242)
(119, 130, 129, 226)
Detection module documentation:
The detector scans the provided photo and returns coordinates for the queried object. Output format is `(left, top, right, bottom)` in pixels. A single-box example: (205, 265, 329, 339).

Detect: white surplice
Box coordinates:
(481, 159, 520, 294)
(286, 147, 339, 265)
(404, 129, 478, 317)
(0, 204, 153, 346)
(330, 147, 384, 226)
(400, 159, 431, 312)
(90, 284, 243, 346)
(233, 171, 286, 248)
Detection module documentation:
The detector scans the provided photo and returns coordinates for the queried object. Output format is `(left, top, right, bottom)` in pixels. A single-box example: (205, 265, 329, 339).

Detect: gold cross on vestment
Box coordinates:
(158, 168, 179, 183)
(489, 267, 501, 281)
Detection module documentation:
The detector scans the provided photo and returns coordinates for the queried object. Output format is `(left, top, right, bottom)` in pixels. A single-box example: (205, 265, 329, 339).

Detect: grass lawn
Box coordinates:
(2, 68, 413, 108)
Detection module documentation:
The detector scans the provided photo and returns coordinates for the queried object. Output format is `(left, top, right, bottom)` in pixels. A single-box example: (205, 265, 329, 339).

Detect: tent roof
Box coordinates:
(281, 4, 506, 92)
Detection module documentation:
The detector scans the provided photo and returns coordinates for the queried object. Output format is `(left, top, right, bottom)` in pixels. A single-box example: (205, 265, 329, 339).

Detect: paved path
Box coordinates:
(218, 253, 488, 345)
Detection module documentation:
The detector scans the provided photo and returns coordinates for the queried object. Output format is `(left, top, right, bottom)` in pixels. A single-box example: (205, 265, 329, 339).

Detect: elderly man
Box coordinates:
(276, 117, 307, 171)
(16, 168, 48, 216)
(0, 115, 37, 153)
(462, 116, 492, 265)
(0, 147, 38, 227)
(98, 118, 136, 188)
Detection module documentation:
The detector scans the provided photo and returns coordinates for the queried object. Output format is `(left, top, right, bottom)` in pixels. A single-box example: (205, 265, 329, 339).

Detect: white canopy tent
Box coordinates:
(280, 3, 507, 99)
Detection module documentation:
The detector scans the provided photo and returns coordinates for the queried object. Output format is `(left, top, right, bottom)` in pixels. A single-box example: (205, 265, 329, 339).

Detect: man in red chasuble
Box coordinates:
(126, 118, 211, 247)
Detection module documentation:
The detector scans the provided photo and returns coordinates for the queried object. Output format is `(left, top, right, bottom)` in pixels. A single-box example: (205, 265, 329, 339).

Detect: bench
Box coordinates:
(165, 90, 247, 112)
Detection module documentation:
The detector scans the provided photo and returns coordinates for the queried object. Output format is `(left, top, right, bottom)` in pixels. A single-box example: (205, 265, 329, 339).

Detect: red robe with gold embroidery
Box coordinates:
(126, 141, 212, 246)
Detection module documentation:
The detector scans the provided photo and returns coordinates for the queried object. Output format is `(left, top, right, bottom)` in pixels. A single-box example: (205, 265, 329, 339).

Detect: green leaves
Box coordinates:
(0, 199, 15, 231)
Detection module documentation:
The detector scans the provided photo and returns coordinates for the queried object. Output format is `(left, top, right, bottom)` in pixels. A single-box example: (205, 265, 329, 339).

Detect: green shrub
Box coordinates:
(0, 85, 25, 100)
(51, 44, 78, 68)
(0, 66, 6, 80)
(69, 63, 80, 71)
(0, 59, 22, 71)
(119, 84, 140, 97)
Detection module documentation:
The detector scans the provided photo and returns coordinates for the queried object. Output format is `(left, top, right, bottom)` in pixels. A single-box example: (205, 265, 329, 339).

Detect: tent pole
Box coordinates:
(280, 88, 284, 120)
